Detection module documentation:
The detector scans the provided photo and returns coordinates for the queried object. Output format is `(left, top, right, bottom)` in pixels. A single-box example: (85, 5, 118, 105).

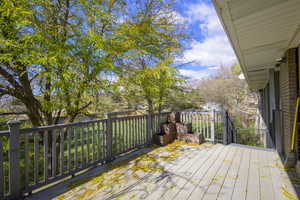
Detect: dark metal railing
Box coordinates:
(222, 110, 237, 145)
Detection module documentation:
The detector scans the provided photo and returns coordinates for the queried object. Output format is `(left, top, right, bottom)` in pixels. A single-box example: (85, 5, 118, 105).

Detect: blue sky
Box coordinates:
(173, 0, 237, 80)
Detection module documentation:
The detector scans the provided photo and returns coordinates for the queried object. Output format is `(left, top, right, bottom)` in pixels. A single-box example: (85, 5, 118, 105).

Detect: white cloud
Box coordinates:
(182, 36, 236, 67)
(179, 2, 237, 68)
(179, 68, 215, 80)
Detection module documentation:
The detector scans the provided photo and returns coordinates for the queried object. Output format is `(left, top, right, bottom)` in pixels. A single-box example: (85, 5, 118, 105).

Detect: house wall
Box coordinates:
(258, 48, 298, 158)
(279, 48, 298, 158)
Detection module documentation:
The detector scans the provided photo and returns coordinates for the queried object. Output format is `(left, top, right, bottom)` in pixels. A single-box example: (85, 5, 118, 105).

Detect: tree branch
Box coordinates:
(0, 66, 21, 89)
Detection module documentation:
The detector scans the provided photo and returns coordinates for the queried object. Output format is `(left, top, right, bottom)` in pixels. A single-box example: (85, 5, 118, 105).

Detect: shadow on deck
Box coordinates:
(26, 141, 300, 200)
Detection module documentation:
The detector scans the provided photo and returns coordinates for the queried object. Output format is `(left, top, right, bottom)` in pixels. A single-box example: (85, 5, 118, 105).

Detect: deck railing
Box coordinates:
(0, 110, 225, 199)
(179, 111, 223, 143)
(222, 111, 237, 145)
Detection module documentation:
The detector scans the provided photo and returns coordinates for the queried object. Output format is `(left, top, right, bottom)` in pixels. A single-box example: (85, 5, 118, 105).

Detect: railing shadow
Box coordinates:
(27, 141, 207, 200)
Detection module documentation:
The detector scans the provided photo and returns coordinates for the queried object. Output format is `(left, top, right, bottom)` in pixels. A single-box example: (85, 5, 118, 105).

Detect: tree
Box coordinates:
(0, 0, 185, 126)
(0, 0, 138, 126)
(115, 0, 185, 113)
(197, 65, 258, 128)
(120, 58, 183, 114)
(166, 87, 203, 111)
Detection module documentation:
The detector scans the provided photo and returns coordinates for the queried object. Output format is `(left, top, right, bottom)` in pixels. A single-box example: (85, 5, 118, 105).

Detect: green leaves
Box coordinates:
(0, 0, 184, 125)
(119, 57, 184, 112)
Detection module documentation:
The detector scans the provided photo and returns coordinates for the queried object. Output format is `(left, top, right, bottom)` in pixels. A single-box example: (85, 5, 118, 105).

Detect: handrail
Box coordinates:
(0, 130, 9, 136)
(19, 119, 107, 134)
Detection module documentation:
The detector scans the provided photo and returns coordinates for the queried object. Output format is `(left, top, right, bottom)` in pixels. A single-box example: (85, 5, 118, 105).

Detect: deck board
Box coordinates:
(231, 147, 251, 200)
(245, 149, 260, 200)
(159, 146, 222, 199)
(259, 148, 276, 200)
(202, 145, 237, 200)
(27, 143, 300, 200)
(187, 145, 231, 200)
(172, 144, 225, 200)
(124, 144, 216, 200)
(216, 146, 244, 200)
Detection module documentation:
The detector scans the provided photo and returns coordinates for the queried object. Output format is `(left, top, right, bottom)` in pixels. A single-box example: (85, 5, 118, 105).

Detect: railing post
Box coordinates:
(7, 120, 21, 199)
(106, 116, 113, 162)
(210, 110, 215, 143)
(222, 110, 229, 145)
(274, 109, 282, 152)
(146, 112, 152, 146)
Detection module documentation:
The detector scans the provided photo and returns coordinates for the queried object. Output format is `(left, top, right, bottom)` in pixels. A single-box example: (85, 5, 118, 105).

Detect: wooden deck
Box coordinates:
(27, 141, 300, 200)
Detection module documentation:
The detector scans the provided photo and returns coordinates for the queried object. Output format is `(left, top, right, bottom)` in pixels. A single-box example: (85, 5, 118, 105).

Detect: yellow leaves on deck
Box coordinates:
(280, 185, 299, 200)
(56, 140, 202, 200)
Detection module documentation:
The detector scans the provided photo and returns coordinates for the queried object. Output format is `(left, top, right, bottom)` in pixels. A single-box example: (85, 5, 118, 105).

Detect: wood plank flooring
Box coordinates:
(27, 142, 300, 200)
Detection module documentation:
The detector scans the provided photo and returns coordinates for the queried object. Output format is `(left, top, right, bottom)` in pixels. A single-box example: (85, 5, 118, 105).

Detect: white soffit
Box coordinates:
(212, 0, 300, 89)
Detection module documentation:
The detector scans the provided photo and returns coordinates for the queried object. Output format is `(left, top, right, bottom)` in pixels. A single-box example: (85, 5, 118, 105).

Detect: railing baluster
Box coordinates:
(102, 121, 105, 160)
(119, 119, 123, 153)
(142, 117, 144, 145)
(122, 119, 126, 152)
(81, 126, 85, 167)
(129, 119, 132, 149)
(140, 117, 143, 145)
(44, 131, 48, 184)
(134, 117, 137, 147)
(199, 114, 202, 135)
(204, 114, 207, 138)
(7, 121, 21, 198)
(145, 116, 147, 144)
(121, 119, 125, 152)
(113, 120, 115, 155)
(129, 118, 134, 149)
(92, 123, 95, 162)
(34, 132, 39, 184)
(0, 137, 4, 199)
(118, 119, 121, 154)
(126, 119, 129, 151)
(25, 133, 29, 188)
(60, 129, 64, 175)
(97, 122, 101, 161)
(106, 117, 113, 161)
(139, 117, 141, 146)
(211, 110, 215, 142)
(196, 113, 199, 132)
(137, 117, 140, 146)
(52, 130, 57, 177)
(74, 127, 78, 168)
(86, 125, 90, 164)
(205, 114, 207, 137)
(141, 117, 143, 145)
(112, 120, 116, 155)
(136, 117, 141, 146)
(67, 128, 71, 172)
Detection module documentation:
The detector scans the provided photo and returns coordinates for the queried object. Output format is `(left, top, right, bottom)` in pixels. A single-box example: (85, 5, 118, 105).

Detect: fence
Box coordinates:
(0, 110, 225, 199)
(222, 111, 268, 147)
(179, 110, 223, 142)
